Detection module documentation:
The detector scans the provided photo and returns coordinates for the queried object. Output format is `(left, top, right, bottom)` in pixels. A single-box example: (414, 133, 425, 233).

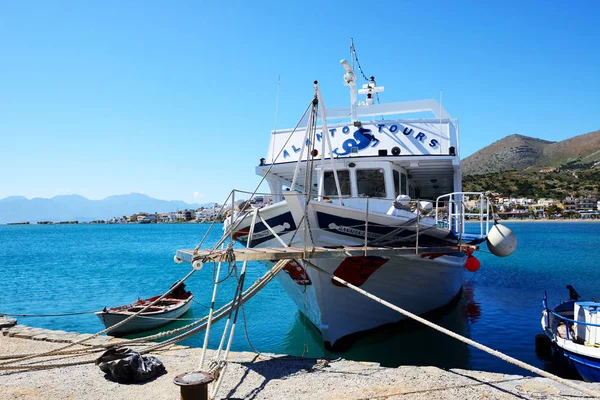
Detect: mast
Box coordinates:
(315, 82, 343, 205)
(340, 59, 358, 124)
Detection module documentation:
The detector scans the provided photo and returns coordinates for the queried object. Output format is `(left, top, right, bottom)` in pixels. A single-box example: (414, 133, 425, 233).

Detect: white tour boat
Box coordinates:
(179, 57, 516, 350)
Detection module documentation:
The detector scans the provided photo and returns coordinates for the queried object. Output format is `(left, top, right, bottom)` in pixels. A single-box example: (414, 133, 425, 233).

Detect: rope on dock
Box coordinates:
(1, 310, 100, 317)
(0, 358, 98, 371)
(0, 260, 288, 371)
(0, 346, 107, 361)
(2, 108, 314, 371)
(0, 268, 200, 367)
(303, 260, 600, 399)
(140, 259, 288, 354)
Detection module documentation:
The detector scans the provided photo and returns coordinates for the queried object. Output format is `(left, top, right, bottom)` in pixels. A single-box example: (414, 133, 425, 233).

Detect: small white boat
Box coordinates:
(542, 285, 600, 382)
(96, 282, 193, 336)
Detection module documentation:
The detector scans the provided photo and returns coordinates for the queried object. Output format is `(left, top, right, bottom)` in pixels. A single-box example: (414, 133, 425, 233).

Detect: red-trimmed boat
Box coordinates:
(96, 282, 193, 336)
(175, 55, 518, 350)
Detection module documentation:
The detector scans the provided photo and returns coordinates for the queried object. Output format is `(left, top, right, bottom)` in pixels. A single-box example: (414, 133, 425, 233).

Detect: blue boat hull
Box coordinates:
(565, 351, 600, 382)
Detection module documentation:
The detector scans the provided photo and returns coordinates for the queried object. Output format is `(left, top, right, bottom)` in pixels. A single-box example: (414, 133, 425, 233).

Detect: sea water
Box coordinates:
(1, 222, 599, 377)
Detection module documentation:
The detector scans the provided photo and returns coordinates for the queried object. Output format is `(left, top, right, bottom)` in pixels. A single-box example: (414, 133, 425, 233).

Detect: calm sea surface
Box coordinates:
(1, 222, 599, 377)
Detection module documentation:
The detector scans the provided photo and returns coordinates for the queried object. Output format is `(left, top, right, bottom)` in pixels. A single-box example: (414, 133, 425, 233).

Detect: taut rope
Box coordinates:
(303, 260, 600, 399)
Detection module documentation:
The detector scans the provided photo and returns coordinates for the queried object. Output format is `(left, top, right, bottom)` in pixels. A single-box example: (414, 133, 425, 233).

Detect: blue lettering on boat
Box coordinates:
(332, 127, 380, 156)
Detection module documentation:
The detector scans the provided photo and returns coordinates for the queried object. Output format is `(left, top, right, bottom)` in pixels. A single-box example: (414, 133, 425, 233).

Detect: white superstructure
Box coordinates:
(208, 59, 499, 350)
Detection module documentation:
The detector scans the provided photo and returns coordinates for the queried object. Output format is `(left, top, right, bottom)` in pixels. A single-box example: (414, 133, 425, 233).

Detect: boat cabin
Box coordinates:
(257, 109, 461, 206)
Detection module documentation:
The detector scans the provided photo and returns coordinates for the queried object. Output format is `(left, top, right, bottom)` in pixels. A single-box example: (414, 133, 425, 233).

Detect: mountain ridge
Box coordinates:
(0, 193, 212, 224)
(462, 129, 600, 175)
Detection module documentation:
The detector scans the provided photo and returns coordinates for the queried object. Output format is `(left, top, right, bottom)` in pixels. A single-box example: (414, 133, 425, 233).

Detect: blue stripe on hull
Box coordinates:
(236, 211, 297, 247)
(565, 351, 600, 382)
(315, 211, 457, 247)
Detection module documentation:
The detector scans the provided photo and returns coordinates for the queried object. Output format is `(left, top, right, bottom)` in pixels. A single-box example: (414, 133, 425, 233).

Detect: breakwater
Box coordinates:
(2, 322, 599, 400)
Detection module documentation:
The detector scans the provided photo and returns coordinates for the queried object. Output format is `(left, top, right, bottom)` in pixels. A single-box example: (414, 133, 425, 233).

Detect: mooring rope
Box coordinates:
(240, 299, 267, 359)
(210, 266, 247, 399)
(199, 254, 225, 369)
(0, 358, 98, 371)
(138, 259, 287, 355)
(1, 310, 100, 317)
(0, 260, 288, 371)
(2, 101, 315, 371)
(193, 191, 233, 253)
(206, 209, 262, 399)
(0, 269, 199, 367)
(302, 260, 600, 399)
(4, 209, 246, 367)
(192, 99, 315, 258)
(0, 346, 105, 361)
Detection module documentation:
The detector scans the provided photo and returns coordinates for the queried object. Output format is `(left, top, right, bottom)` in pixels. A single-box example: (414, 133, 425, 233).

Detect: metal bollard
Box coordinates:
(173, 371, 215, 400)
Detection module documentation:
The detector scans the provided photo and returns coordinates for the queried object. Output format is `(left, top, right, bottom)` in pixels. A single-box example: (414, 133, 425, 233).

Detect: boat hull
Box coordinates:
(542, 305, 600, 382)
(561, 350, 600, 382)
(272, 253, 465, 348)
(96, 295, 193, 336)
(228, 197, 467, 348)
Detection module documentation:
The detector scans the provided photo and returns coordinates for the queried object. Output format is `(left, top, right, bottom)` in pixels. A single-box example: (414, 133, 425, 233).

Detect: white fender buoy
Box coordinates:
(192, 260, 204, 271)
(396, 195, 411, 207)
(174, 256, 183, 264)
(486, 224, 517, 257)
(418, 201, 433, 213)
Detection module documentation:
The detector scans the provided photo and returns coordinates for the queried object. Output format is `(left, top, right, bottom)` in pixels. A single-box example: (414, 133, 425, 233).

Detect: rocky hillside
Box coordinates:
(537, 130, 600, 167)
(463, 168, 600, 199)
(462, 130, 600, 175)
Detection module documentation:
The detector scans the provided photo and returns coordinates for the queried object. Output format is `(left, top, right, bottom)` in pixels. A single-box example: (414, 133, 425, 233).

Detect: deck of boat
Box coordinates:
(176, 244, 476, 263)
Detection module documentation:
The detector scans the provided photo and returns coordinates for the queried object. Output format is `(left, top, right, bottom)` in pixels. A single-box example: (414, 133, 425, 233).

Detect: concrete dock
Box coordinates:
(1, 322, 599, 399)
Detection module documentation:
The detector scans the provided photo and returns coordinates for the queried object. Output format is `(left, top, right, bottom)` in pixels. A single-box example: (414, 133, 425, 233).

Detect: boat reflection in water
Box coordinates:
(463, 280, 482, 324)
(280, 281, 485, 369)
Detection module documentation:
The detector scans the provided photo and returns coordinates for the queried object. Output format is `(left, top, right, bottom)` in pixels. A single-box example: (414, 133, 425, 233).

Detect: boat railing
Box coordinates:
(435, 192, 492, 238)
(217, 189, 471, 255)
(543, 294, 600, 342)
(547, 309, 600, 341)
(199, 188, 493, 264)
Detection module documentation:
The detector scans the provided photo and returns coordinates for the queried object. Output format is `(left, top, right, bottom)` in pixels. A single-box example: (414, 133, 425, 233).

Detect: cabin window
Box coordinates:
(357, 169, 386, 198)
(393, 170, 400, 197)
(323, 170, 351, 196)
(401, 173, 407, 195)
(409, 184, 417, 199)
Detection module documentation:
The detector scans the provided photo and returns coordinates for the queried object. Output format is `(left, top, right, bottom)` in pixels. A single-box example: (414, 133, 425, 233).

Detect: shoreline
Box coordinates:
(2, 323, 599, 400)
(493, 219, 600, 223)
(4, 218, 600, 226)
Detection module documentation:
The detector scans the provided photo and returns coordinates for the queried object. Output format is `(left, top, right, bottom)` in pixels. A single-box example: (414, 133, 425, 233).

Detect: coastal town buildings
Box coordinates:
(563, 197, 578, 212)
(464, 194, 599, 220)
(17, 194, 599, 225)
(578, 194, 598, 212)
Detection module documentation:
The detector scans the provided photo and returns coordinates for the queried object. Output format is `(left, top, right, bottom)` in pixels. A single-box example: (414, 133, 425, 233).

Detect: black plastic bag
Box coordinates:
(97, 348, 166, 383)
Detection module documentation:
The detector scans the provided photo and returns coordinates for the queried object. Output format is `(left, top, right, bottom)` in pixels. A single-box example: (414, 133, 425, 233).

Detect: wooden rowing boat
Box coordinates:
(96, 282, 193, 336)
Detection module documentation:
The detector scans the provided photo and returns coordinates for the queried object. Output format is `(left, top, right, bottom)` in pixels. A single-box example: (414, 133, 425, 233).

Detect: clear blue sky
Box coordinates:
(1, 1, 599, 204)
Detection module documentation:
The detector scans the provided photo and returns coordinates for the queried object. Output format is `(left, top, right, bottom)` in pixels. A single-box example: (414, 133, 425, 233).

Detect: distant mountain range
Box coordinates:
(461, 129, 600, 198)
(462, 129, 600, 175)
(0, 193, 212, 224)
(4, 129, 599, 224)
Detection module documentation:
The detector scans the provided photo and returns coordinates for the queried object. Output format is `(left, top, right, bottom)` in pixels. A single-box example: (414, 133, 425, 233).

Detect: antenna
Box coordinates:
(272, 75, 281, 162)
(439, 89, 443, 154)
(350, 38, 355, 71)
(340, 59, 358, 123)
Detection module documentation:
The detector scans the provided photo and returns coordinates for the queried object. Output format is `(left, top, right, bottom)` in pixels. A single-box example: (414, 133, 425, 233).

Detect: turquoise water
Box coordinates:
(2, 222, 600, 377)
